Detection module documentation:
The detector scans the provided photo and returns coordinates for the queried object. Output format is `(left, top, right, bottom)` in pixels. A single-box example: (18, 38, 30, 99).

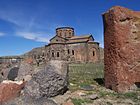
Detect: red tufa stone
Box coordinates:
(103, 6, 140, 92)
(0, 81, 25, 103)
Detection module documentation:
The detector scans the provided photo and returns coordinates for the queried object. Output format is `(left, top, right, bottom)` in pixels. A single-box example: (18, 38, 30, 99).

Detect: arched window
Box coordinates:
(57, 52, 59, 57)
(52, 52, 54, 57)
(93, 51, 95, 56)
(68, 49, 70, 54)
(1, 72, 4, 76)
(72, 50, 74, 55)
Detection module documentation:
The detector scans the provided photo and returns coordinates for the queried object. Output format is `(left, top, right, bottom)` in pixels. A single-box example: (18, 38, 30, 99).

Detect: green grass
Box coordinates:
(69, 63, 104, 78)
(99, 90, 140, 102)
(68, 63, 140, 104)
(69, 63, 104, 91)
(71, 98, 93, 105)
(121, 92, 140, 102)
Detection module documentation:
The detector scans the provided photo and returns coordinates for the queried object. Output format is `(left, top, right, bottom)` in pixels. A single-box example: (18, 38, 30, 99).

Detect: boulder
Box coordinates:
(24, 60, 69, 99)
(0, 61, 33, 81)
(0, 64, 14, 81)
(16, 61, 33, 81)
(7, 67, 19, 81)
(0, 80, 25, 103)
(0, 60, 68, 104)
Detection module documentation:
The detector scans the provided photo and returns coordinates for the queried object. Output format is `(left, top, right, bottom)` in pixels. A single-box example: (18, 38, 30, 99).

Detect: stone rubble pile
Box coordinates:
(0, 60, 68, 105)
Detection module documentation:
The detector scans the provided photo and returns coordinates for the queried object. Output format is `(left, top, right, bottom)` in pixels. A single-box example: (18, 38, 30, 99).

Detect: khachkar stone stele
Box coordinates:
(103, 6, 140, 92)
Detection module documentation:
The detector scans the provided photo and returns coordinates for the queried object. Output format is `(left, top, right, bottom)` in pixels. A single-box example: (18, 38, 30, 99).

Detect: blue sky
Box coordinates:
(0, 0, 140, 56)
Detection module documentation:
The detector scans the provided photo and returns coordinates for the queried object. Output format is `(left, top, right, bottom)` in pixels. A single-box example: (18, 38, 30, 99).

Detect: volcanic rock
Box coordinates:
(16, 61, 33, 81)
(24, 60, 69, 99)
(103, 6, 140, 92)
(7, 67, 19, 81)
(0, 80, 25, 103)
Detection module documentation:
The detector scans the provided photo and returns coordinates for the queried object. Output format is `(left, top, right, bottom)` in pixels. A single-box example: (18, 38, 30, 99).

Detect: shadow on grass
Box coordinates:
(94, 78, 104, 86)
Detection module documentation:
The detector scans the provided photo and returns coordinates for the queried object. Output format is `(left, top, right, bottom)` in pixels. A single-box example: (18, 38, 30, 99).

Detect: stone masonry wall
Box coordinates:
(67, 43, 87, 63)
(88, 43, 100, 63)
(103, 6, 140, 92)
(45, 44, 66, 61)
(45, 42, 100, 63)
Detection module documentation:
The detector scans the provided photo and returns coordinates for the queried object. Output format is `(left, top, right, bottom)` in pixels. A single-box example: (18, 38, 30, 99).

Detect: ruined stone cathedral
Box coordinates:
(0, 27, 100, 64)
(44, 27, 100, 63)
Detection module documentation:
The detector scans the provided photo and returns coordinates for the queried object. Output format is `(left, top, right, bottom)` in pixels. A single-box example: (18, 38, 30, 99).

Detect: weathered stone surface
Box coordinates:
(0, 80, 25, 103)
(24, 60, 68, 98)
(7, 67, 19, 81)
(3, 96, 58, 105)
(45, 27, 100, 63)
(103, 6, 140, 92)
(0, 64, 14, 81)
(86, 94, 98, 100)
(16, 61, 33, 81)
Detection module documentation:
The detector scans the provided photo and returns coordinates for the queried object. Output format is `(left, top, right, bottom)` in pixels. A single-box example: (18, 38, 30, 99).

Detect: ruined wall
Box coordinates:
(88, 42, 100, 63)
(45, 42, 100, 63)
(67, 43, 88, 63)
(45, 44, 66, 61)
(66, 42, 100, 63)
(46, 43, 88, 63)
(103, 6, 140, 92)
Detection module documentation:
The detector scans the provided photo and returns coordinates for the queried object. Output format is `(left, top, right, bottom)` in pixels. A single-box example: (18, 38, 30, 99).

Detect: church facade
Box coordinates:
(45, 27, 100, 63)
(0, 27, 100, 64)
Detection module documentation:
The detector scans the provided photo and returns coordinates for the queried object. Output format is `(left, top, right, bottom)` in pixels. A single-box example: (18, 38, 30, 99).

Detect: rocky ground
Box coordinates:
(51, 63, 140, 105)
(0, 62, 140, 105)
(52, 83, 140, 105)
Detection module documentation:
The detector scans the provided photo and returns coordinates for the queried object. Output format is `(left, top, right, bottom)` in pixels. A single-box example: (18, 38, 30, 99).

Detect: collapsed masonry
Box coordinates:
(103, 6, 140, 92)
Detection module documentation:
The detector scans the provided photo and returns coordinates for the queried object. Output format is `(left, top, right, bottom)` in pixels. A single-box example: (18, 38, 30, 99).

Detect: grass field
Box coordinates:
(68, 63, 140, 105)
(68, 63, 104, 91)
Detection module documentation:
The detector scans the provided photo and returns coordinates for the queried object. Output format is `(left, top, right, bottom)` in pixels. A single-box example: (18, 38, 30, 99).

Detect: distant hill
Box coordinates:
(22, 46, 45, 58)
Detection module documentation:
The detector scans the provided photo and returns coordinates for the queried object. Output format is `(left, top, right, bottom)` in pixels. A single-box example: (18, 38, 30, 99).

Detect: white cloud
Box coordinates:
(0, 10, 23, 27)
(0, 32, 5, 36)
(0, 6, 62, 40)
(16, 32, 50, 43)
